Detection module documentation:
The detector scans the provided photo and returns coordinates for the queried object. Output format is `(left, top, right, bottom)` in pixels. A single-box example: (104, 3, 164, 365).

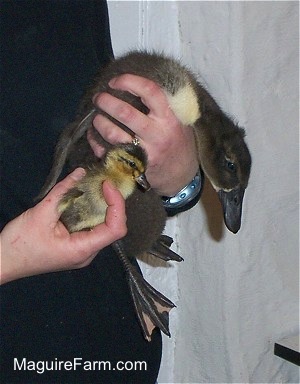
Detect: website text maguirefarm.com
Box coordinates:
(14, 357, 147, 375)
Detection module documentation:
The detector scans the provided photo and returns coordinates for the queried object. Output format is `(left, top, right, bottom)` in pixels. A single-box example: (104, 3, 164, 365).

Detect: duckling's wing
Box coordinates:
(58, 188, 84, 213)
(148, 235, 183, 262)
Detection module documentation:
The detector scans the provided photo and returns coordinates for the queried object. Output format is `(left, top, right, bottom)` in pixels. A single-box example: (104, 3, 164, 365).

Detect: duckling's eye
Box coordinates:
(119, 156, 137, 169)
(128, 160, 136, 169)
(226, 161, 236, 172)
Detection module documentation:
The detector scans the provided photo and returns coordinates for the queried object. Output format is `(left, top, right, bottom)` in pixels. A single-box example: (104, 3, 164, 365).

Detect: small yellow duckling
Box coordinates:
(58, 143, 150, 233)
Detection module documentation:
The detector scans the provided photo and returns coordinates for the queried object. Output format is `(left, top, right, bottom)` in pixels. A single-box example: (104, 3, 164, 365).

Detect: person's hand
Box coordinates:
(87, 74, 199, 197)
(0, 168, 127, 285)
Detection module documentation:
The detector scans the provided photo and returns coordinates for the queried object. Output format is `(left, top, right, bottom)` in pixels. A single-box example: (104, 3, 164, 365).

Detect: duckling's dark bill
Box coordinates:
(136, 173, 151, 191)
(218, 187, 245, 234)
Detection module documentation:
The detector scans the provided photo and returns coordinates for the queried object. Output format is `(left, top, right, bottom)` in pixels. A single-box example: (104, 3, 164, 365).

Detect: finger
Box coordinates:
(70, 180, 127, 255)
(93, 92, 151, 141)
(87, 128, 106, 158)
(70, 220, 125, 259)
(102, 180, 127, 234)
(92, 112, 133, 145)
(109, 74, 170, 118)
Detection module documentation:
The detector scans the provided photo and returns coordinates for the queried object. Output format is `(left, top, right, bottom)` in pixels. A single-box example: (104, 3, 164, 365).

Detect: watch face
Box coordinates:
(162, 168, 204, 209)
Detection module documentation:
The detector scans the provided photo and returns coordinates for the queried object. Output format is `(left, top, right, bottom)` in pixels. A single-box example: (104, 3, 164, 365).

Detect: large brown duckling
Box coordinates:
(37, 50, 252, 340)
(38, 50, 251, 234)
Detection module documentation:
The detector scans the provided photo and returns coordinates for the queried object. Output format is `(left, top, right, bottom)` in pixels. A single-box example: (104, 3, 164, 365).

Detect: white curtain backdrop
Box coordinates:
(108, 1, 299, 382)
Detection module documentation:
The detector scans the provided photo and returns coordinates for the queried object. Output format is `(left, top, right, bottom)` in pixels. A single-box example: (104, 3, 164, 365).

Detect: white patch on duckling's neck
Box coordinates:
(166, 83, 201, 126)
(210, 180, 233, 193)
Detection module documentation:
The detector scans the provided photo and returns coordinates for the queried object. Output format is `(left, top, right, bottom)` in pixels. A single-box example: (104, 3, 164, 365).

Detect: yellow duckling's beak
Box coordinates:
(218, 186, 245, 234)
(136, 173, 151, 191)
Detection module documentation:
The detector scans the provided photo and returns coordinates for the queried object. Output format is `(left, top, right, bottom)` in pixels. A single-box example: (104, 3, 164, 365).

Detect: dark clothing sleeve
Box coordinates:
(0, 2, 161, 383)
(0, 0, 113, 227)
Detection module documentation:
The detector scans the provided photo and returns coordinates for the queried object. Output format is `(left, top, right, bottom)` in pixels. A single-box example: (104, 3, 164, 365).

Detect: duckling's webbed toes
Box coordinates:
(127, 266, 175, 341)
(113, 241, 175, 341)
(148, 235, 183, 262)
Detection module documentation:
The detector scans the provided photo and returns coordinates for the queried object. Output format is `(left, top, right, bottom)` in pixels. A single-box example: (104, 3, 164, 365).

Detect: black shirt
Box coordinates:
(0, 2, 162, 383)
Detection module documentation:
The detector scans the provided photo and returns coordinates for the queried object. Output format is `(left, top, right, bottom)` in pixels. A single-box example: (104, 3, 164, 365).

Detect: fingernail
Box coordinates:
(103, 179, 116, 190)
(92, 92, 100, 104)
(72, 167, 86, 181)
(108, 78, 117, 88)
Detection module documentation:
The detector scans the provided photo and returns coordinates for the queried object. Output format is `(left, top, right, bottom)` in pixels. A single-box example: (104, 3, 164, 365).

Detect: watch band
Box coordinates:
(162, 168, 204, 210)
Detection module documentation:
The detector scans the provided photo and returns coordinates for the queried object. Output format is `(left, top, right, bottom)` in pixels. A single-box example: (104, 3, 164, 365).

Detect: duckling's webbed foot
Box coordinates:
(148, 235, 183, 262)
(127, 264, 175, 341)
(113, 241, 175, 341)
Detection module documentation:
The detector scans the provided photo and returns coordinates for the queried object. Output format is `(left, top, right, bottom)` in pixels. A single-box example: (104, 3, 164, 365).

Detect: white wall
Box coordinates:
(108, 1, 299, 383)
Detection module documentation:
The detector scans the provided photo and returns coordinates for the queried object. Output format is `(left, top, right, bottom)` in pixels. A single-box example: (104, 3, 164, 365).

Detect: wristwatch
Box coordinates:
(162, 168, 204, 216)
